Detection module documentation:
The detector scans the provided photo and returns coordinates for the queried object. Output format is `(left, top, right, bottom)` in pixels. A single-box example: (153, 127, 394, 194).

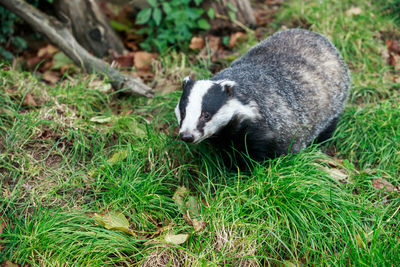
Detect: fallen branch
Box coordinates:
(0, 0, 153, 97)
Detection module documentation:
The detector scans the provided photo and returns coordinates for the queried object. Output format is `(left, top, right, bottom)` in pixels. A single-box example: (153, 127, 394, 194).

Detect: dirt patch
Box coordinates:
(141, 247, 195, 267)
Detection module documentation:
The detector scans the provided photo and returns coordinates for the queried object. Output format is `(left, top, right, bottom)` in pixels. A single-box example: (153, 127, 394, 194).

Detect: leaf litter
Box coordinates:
(94, 212, 135, 236)
(372, 178, 399, 193)
(172, 186, 207, 233)
(315, 157, 351, 184)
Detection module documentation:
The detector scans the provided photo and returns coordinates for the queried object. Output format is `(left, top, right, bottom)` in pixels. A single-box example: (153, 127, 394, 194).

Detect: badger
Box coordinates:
(175, 29, 350, 161)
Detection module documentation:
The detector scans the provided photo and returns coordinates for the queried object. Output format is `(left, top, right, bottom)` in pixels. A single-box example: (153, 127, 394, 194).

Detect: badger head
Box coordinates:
(175, 76, 260, 144)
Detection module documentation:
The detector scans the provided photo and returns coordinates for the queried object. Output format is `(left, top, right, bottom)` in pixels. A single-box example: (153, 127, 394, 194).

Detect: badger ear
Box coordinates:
(182, 76, 192, 89)
(220, 80, 236, 98)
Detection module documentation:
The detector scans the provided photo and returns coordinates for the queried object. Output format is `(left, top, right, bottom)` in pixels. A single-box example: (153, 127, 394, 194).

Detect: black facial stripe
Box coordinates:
(178, 80, 195, 124)
(197, 83, 229, 133)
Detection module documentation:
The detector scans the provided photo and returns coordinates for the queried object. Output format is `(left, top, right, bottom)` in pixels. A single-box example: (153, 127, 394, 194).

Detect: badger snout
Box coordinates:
(179, 132, 195, 143)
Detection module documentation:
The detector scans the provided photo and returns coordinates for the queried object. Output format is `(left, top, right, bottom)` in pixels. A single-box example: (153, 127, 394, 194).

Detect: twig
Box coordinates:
(215, 13, 254, 34)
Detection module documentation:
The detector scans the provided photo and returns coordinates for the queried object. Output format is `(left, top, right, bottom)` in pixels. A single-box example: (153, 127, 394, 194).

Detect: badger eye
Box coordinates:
(202, 112, 210, 120)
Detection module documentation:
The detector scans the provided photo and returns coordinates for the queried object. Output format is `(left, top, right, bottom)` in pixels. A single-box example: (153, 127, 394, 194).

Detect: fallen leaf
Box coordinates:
(164, 233, 189, 245)
(192, 219, 206, 232)
(183, 210, 206, 232)
(207, 35, 222, 51)
(345, 6, 362, 16)
(189, 36, 205, 50)
(52, 52, 74, 70)
(42, 71, 60, 84)
(228, 32, 246, 48)
(22, 93, 37, 106)
(107, 150, 129, 165)
(187, 196, 199, 217)
(2, 261, 19, 267)
(94, 212, 135, 235)
(134, 51, 157, 71)
(124, 40, 139, 51)
(373, 178, 395, 192)
(172, 186, 190, 208)
(390, 54, 400, 70)
(25, 56, 42, 69)
(174, 188, 206, 232)
(386, 39, 400, 54)
(113, 52, 135, 67)
(321, 166, 349, 184)
(37, 44, 58, 58)
(283, 261, 298, 267)
(90, 116, 113, 123)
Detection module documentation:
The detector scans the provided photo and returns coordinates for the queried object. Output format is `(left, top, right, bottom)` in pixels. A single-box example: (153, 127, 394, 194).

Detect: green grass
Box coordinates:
(1, 0, 400, 265)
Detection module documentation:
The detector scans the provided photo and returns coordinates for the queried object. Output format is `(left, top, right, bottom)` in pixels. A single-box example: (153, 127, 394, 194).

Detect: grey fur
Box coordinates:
(179, 29, 350, 160)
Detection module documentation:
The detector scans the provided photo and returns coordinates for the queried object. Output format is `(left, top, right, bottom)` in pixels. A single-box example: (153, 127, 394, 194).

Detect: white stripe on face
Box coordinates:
(197, 99, 261, 143)
(179, 80, 214, 139)
(174, 103, 181, 124)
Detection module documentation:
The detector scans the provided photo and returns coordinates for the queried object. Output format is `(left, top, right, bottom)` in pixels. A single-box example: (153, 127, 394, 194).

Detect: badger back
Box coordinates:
(209, 29, 351, 153)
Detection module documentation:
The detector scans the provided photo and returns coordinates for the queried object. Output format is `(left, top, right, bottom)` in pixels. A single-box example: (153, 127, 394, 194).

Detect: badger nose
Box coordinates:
(180, 132, 194, 143)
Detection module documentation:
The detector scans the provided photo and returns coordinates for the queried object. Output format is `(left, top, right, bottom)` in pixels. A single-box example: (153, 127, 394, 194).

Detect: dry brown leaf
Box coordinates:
(113, 52, 135, 67)
(124, 40, 139, 51)
(25, 56, 42, 68)
(134, 51, 157, 71)
(372, 178, 395, 192)
(37, 44, 59, 58)
(345, 6, 362, 16)
(42, 71, 60, 84)
(22, 93, 37, 106)
(386, 40, 400, 69)
(228, 32, 246, 48)
(183, 210, 206, 232)
(207, 35, 222, 51)
(391, 54, 400, 70)
(386, 39, 400, 54)
(189, 36, 205, 50)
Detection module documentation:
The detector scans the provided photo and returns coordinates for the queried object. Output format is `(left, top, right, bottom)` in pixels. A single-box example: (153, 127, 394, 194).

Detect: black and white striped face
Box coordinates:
(175, 76, 237, 144)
